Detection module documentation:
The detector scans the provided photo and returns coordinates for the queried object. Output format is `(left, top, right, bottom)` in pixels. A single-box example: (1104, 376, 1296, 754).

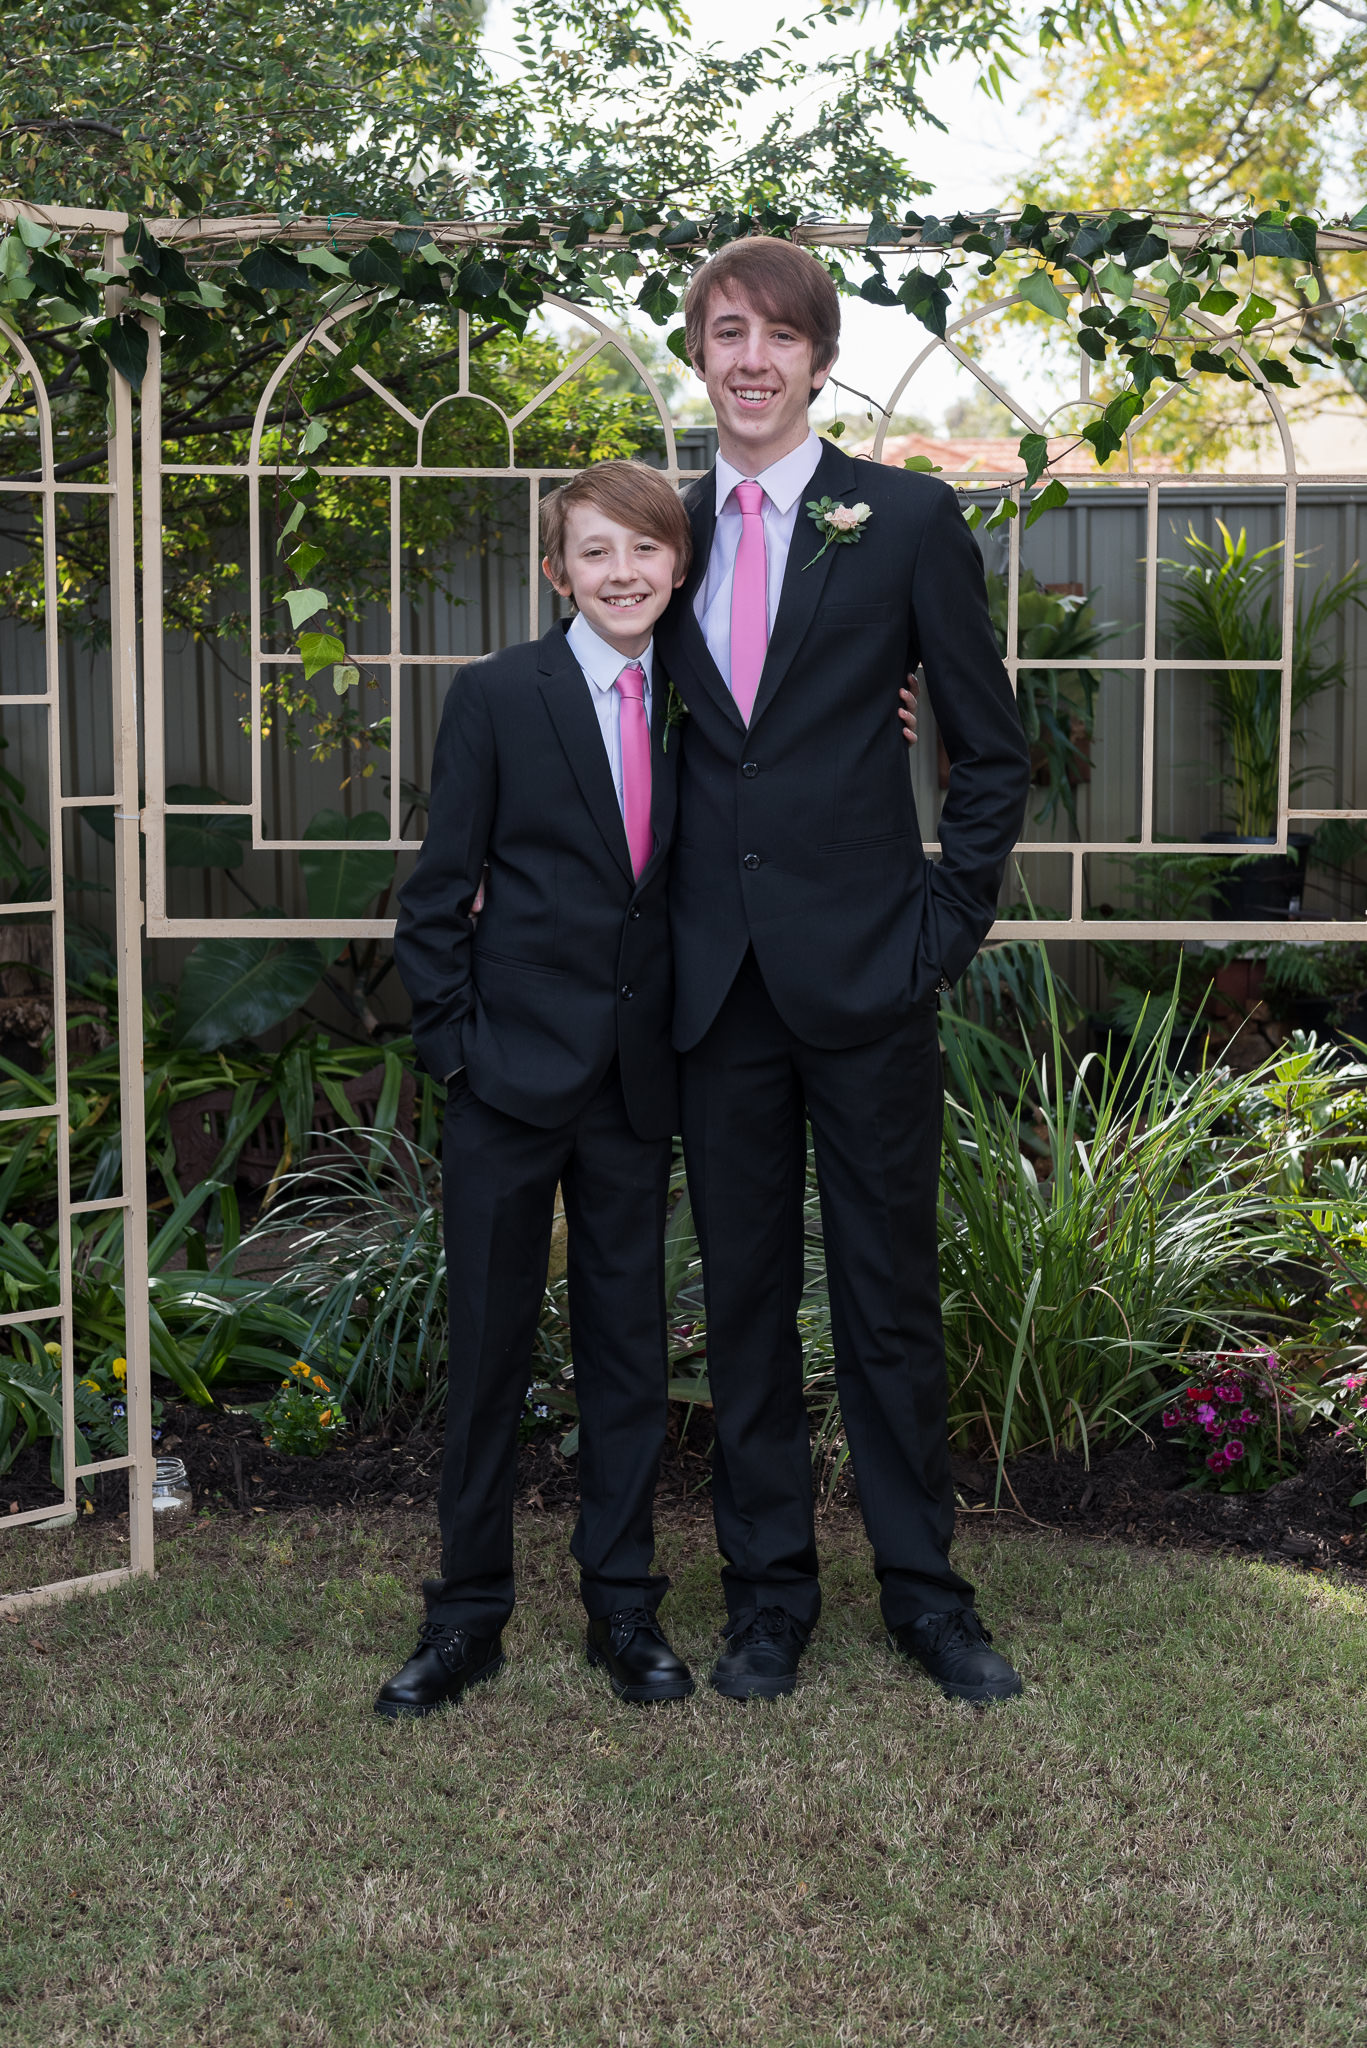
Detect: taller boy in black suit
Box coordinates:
(657, 238, 1033, 1704)
(380, 462, 697, 1717)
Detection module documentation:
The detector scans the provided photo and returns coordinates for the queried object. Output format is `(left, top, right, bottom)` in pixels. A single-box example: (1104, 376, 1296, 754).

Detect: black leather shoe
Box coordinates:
(373, 1622, 504, 1719)
(889, 1609, 1023, 1703)
(709, 1606, 807, 1701)
(586, 1609, 695, 1703)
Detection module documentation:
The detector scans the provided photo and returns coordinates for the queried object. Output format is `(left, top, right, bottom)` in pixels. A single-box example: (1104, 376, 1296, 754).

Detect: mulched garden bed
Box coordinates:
(6, 1401, 1366, 1575)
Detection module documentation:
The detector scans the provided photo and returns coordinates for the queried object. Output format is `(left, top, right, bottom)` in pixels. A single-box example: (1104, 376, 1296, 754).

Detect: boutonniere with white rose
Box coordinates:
(803, 496, 872, 570)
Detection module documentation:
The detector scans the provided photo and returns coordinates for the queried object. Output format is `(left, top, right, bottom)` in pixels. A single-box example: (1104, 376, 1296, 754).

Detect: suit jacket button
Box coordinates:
(620, 983, 634, 999)
(741, 761, 759, 778)
(743, 853, 761, 870)
(628, 905, 641, 919)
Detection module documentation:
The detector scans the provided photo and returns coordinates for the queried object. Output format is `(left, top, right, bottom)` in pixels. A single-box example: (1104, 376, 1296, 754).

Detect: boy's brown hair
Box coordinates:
(683, 237, 841, 387)
(540, 460, 692, 587)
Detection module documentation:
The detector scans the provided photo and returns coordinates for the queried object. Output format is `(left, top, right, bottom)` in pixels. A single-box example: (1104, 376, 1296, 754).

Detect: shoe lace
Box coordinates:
(417, 1621, 473, 1667)
(605, 1606, 660, 1646)
(728, 1605, 799, 1647)
(917, 1609, 990, 1657)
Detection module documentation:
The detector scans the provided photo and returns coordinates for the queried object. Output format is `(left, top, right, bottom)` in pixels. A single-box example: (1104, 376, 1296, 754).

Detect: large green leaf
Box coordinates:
(164, 785, 252, 869)
(300, 810, 395, 939)
(172, 937, 323, 1051)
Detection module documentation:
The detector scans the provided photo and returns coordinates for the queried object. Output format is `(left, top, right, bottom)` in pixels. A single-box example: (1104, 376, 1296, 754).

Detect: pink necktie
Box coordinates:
(614, 662, 653, 878)
(729, 480, 769, 724)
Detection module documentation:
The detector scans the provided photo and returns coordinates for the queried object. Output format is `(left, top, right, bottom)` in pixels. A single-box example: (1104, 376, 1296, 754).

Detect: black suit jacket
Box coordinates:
(656, 440, 1031, 1052)
(394, 623, 678, 1139)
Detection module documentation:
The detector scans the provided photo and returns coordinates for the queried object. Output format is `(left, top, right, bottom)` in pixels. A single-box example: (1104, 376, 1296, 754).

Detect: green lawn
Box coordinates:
(3, 1510, 1366, 2047)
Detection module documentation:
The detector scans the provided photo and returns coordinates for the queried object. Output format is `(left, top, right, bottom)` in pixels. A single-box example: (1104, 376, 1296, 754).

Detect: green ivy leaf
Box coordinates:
(1077, 327, 1107, 362)
(90, 315, 149, 391)
(240, 243, 310, 292)
(348, 238, 405, 290)
(284, 540, 324, 583)
(1016, 269, 1070, 320)
(1081, 418, 1123, 465)
(1017, 433, 1050, 488)
(283, 587, 329, 629)
(665, 326, 691, 365)
(1095, 259, 1132, 302)
(1190, 346, 1251, 382)
(1255, 356, 1298, 388)
(636, 272, 678, 323)
(1165, 280, 1201, 317)
(299, 418, 329, 455)
(902, 454, 942, 473)
(1198, 286, 1238, 316)
(1235, 292, 1276, 334)
(298, 631, 346, 679)
(1024, 477, 1069, 529)
(332, 665, 361, 695)
(859, 272, 900, 308)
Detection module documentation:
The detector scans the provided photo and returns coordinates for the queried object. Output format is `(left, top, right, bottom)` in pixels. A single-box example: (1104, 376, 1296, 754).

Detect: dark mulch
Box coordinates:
(951, 1435, 1367, 1575)
(6, 1401, 1366, 1577)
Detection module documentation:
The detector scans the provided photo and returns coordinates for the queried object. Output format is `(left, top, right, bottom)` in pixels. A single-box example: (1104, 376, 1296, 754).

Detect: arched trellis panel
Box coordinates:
(6, 206, 1367, 1611)
(0, 203, 153, 1612)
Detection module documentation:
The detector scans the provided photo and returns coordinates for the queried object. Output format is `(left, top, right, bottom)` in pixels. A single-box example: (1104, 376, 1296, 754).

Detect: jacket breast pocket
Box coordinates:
(475, 947, 565, 978)
(818, 829, 913, 854)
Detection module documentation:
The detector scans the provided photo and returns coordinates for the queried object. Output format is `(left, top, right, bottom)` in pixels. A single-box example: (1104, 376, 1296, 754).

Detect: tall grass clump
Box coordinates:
(939, 974, 1279, 1479)
(234, 1137, 450, 1427)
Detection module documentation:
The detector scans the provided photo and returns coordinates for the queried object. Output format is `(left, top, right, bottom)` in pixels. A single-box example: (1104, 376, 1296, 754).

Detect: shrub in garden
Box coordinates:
(938, 974, 1279, 1479)
(257, 1361, 348, 1458)
(1160, 1350, 1297, 1492)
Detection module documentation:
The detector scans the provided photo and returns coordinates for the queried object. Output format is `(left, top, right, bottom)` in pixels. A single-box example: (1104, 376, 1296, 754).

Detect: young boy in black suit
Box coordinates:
(378, 461, 694, 1717)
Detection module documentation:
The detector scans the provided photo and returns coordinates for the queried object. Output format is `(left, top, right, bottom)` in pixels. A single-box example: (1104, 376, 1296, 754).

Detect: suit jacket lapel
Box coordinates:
(666, 472, 746, 735)
(747, 439, 862, 732)
(537, 626, 635, 885)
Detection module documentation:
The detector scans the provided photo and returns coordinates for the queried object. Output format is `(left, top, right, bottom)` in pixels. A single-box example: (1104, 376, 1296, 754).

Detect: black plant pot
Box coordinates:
(1201, 831, 1314, 919)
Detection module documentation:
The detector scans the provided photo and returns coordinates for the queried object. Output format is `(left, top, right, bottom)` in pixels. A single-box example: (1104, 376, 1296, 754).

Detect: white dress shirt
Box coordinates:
(694, 428, 824, 691)
(566, 611, 655, 814)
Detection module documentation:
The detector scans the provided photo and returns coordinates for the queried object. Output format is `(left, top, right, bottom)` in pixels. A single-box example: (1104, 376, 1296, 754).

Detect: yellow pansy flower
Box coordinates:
(111, 1358, 127, 1381)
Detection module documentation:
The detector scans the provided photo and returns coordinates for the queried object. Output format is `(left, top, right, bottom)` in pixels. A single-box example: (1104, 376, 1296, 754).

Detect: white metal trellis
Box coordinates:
(6, 210, 1367, 1611)
(0, 204, 153, 1613)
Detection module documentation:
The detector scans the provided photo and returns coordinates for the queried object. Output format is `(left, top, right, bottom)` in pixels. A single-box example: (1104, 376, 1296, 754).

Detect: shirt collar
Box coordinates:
(566, 611, 655, 695)
(714, 427, 823, 517)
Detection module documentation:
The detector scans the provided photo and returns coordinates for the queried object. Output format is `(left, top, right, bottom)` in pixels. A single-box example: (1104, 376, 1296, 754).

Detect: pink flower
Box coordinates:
(1207, 1450, 1228, 1471)
(1195, 1402, 1216, 1425)
(1162, 1409, 1181, 1429)
(1205, 1418, 1223, 1435)
(1215, 1383, 1241, 1404)
(1237, 1407, 1260, 1428)
(1224, 1438, 1245, 1461)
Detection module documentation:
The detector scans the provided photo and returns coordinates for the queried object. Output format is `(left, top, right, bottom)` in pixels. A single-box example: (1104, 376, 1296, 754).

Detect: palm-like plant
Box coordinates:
(1162, 522, 1367, 838)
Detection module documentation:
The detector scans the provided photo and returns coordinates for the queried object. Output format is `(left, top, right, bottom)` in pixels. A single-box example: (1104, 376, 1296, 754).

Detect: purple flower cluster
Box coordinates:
(1161, 1350, 1287, 1487)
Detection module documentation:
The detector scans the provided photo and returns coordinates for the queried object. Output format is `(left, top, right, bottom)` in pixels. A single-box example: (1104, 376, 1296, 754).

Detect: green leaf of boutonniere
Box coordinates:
(803, 495, 872, 570)
(662, 678, 689, 753)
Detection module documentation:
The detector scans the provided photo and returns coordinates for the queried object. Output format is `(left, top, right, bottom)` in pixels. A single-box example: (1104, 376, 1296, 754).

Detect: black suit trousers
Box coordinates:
(680, 952, 974, 1632)
(424, 1064, 673, 1634)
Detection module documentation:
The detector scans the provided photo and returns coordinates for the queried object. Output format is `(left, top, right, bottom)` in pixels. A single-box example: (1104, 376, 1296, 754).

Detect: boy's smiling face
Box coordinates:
(544, 505, 685, 659)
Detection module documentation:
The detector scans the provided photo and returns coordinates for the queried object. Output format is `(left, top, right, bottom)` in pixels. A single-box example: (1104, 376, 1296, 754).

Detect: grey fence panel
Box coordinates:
(6, 462, 1365, 1015)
